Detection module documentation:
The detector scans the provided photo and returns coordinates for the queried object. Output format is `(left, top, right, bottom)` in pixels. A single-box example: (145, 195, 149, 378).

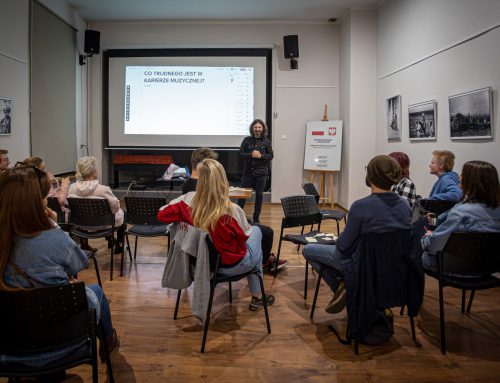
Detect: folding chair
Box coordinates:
(424, 232, 500, 354)
(174, 236, 271, 353)
(0, 282, 114, 383)
(124, 196, 170, 260)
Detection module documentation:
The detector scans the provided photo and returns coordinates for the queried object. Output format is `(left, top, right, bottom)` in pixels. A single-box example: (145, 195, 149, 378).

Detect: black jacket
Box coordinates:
(239, 136, 273, 177)
(343, 229, 424, 341)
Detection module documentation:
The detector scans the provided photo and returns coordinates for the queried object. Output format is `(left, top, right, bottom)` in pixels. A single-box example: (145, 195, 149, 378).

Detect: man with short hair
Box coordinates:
(0, 149, 10, 173)
(428, 150, 461, 202)
(181, 147, 218, 195)
(302, 155, 411, 314)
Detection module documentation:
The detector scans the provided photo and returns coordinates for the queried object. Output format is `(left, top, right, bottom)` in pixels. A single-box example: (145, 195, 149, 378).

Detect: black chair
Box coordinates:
(424, 232, 500, 354)
(0, 282, 114, 383)
(174, 236, 271, 353)
(277, 195, 322, 298)
(124, 196, 170, 260)
(322, 230, 419, 354)
(67, 198, 130, 281)
(303, 183, 347, 236)
(47, 196, 66, 224)
(419, 199, 456, 216)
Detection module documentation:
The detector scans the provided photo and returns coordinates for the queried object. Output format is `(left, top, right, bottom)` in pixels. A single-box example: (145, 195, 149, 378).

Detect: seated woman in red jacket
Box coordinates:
(158, 159, 275, 311)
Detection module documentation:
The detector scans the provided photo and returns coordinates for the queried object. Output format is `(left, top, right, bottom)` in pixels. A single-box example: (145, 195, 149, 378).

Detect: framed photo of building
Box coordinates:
(449, 87, 492, 140)
(408, 100, 437, 141)
(387, 95, 402, 141)
(0, 98, 12, 135)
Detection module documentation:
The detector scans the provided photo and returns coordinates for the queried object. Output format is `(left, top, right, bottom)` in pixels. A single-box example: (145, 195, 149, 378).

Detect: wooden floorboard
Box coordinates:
(4, 203, 500, 382)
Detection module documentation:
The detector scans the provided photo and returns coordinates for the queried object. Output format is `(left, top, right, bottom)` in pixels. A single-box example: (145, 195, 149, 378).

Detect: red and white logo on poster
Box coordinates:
(328, 127, 336, 136)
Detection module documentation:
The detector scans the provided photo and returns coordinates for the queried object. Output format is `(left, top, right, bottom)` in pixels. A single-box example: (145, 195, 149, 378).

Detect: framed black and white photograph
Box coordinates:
(0, 98, 12, 135)
(387, 95, 402, 141)
(449, 87, 492, 140)
(408, 100, 437, 141)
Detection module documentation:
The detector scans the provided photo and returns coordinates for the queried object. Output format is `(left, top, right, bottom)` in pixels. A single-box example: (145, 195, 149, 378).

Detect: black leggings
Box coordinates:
(255, 224, 274, 264)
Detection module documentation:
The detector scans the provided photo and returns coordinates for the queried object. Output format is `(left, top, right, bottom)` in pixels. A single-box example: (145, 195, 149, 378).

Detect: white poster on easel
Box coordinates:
(303, 120, 343, 171)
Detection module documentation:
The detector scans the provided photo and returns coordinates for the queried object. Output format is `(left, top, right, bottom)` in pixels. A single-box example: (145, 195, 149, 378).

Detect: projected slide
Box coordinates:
(124, 66, 254, 136)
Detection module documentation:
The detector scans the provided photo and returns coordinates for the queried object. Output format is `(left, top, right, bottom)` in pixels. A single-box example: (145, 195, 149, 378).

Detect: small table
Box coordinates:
(229, 188, 253, 199)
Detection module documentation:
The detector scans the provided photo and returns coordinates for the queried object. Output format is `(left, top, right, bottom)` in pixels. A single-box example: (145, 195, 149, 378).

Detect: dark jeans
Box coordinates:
(255, 224, 273, 264)
(238, 174, 267, 222)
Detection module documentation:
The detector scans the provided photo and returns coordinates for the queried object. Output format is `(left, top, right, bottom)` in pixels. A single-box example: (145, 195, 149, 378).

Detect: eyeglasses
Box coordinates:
(14, 162, 47, 180)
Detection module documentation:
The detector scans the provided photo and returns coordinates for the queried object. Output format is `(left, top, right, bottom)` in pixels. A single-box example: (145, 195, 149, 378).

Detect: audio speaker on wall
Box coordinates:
(84, 30, 100, 55)
(283, 35, 299, 58)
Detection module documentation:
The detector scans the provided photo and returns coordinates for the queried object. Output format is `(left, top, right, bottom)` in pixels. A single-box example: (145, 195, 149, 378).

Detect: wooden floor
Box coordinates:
(5, 204, 500, 382)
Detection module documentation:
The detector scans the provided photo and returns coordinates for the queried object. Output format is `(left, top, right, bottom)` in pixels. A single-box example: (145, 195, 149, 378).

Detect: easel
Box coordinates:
(309, 170, 337, 208)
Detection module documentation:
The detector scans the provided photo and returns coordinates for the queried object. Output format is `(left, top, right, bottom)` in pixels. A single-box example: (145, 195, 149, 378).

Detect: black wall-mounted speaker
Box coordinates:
(84, 30, 100, 55)
(283, 35, 299, 58)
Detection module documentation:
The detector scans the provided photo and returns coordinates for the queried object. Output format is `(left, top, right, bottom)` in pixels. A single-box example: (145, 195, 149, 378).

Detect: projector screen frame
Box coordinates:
(103, 48, 273, 150)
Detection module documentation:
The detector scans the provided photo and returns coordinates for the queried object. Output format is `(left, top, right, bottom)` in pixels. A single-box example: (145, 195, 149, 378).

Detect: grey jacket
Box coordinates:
(162, 223, 211, 323)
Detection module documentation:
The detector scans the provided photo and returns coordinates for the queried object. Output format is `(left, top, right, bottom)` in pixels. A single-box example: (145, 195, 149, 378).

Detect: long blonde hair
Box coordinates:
(191, 159, 233, 231)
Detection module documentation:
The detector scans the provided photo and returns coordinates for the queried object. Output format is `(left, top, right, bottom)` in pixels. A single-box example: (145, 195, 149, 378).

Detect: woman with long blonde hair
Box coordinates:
(158, 159, 275, 310)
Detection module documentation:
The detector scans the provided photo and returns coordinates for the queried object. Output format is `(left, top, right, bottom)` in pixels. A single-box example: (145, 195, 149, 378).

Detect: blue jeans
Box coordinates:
(87, 284, 113, 339)
(217, 226, 263, 296)
(302, 244, 343, 292)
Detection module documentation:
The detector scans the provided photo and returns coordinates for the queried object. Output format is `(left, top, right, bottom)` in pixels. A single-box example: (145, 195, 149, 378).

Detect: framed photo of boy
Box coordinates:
(449, 87, 492, 140)
(387, 95, 402, 141)
(0, 98, 12, 135)
(408, 100, 437, 141)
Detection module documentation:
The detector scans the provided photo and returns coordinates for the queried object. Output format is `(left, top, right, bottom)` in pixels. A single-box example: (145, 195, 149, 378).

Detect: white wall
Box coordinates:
(338, 9, 377, 208)
(0, 0, 30, 162)
(377, 0, 500, 197)
(0, 0, 86, 168)
(87, 21, 340, 202)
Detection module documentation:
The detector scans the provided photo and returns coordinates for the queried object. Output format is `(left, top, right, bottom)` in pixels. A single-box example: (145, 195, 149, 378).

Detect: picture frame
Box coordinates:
(387, 95, 402, 141)
(408, 100, 437, 141)
(449, 87, 492, 140)
(0, 98, 12, 136)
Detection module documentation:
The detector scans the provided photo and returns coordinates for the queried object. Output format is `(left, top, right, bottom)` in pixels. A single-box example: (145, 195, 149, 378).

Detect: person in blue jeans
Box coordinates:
(302, 155, 412, 314)
(422, 160, 500, 274)
(0, 164, 118, 377)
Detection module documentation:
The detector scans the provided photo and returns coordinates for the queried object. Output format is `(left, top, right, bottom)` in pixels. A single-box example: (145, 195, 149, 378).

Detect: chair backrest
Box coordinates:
(439, 232, 500, 275)
(206, 236, 221, 277)
(125, 196, 167, 225)
(67, 197, 114, 227)
(419, 199, 455, 216)
(47, 196, 65, 223)
(0, 282, 93, 354)
(303, 183, 320, 204)
(280, 195, 322, 228)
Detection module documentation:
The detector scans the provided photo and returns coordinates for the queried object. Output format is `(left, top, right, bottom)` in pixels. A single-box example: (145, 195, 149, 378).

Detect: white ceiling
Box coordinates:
(66, 0, 379, 22)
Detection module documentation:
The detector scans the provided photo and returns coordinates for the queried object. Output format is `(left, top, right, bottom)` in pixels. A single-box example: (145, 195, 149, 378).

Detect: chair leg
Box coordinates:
(400, 305, 405, 315)
(466, 290, 476, 313)
(461, 289, 466, 313)
(110, 244, 115, 281)
(134, 237, 139, 260)
(297, 225, 305, 252)
(228, 281, 233, 303)
(275, 233, 284, 278)
(438, 280, 446, 354)
(257, 272, 271, 334)
(174, 290, 182, 320)
(410, 316, 416, 340)
(354, 339, 359, 355)
(201, 285, 216, 353)
(310, 269, 322, 319)
(90, 254, 103, 288)
(336, 220, 340, 236)
(304, 261, 309, 299)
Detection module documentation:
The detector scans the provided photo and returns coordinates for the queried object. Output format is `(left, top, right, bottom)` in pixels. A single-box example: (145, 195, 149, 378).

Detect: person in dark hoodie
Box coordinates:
(302, 155, 411, 314)
(237, 119, 273, 224)
(428, 150, 461, 202)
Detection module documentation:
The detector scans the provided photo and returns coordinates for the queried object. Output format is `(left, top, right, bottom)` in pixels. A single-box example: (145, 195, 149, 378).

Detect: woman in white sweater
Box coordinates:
(68, 156, 125, 253)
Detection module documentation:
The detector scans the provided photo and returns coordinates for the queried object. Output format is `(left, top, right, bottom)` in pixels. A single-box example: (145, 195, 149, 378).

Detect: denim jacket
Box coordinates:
(1, 228, 98, 367)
